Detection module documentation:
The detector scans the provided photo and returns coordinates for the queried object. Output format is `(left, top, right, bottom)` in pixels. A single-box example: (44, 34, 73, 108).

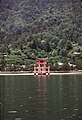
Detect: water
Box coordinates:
(0, 75, 82, 120)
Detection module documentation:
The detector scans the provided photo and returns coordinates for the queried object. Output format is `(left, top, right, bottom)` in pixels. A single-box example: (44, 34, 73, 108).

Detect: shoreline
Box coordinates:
(0, 70, 82, 75)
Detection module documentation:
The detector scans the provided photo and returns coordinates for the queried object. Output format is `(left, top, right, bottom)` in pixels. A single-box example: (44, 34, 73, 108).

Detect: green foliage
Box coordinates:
(76, 60, 82, 70)
(0, 0, 82, 71)
(61, 63, 70, 71)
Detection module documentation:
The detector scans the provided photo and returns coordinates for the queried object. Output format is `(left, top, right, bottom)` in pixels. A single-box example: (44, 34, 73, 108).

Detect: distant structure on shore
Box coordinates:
(34, 58, 50, 75)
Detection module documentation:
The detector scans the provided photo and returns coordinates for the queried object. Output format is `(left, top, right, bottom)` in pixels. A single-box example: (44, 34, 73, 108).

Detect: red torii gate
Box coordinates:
(34, 58, 50, 75)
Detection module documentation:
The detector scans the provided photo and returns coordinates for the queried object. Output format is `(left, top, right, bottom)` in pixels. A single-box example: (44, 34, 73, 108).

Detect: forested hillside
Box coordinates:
(0, 0, 82, 71)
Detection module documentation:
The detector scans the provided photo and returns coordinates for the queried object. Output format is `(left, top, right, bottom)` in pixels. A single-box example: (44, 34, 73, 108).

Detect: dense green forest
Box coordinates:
(0, 0, 82, 71)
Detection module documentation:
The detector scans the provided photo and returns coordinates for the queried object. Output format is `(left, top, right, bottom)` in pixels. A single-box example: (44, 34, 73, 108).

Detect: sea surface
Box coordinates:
(0, 75, 82, 120)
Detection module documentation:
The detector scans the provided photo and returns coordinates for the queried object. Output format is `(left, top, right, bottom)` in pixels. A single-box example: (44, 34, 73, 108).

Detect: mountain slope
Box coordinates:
(0, 0, 82, 70)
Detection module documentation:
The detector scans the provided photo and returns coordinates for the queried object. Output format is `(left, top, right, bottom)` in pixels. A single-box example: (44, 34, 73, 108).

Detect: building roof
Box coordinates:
(73, 52, 80, 55)
(36, 58, 48, 61)
(58, 62, 63, 65)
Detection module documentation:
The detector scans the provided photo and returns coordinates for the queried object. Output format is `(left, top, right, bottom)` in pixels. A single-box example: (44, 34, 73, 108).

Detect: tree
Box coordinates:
(66, 41, 72, 50)
(62, 62, 70, 71)
(76, 60, 82, 70)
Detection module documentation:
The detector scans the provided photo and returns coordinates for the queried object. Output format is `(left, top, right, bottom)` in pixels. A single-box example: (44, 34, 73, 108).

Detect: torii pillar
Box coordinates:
(34, 58, 50, 75)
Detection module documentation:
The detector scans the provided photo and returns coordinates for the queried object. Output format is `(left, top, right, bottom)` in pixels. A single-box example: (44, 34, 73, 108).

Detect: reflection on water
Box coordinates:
(0, 75, 82, 120)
